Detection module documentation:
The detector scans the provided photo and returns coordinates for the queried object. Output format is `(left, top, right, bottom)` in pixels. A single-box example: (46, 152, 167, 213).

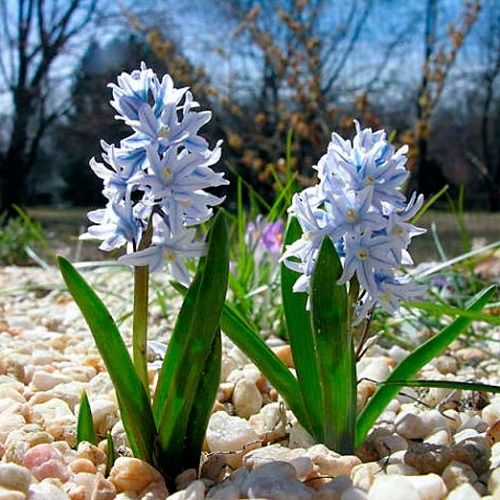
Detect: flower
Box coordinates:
(82, 64, 227, 283)
(281, 120, 425, 318)
(245, 216, 284, 261)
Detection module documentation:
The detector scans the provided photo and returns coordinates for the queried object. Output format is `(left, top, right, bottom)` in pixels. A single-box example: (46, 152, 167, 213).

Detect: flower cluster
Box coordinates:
(245, 216, 284, 261)
(81, 63, 228, 284)
(282, 121, 425, 318)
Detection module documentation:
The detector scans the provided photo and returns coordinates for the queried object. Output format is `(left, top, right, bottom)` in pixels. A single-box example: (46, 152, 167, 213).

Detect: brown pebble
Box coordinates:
(92, 476, 117, 500)
(175, 468, 197, 490)
(109, 457, 163, 493)
(487, 420, 500, 446)
(272, 345, 294, 368)
(212, 401, 225, 414)
(76, 442, 107, 466)
(69, 458, 96, 474)
(269, 389, 278, 402)
(69, 484, 88, 500)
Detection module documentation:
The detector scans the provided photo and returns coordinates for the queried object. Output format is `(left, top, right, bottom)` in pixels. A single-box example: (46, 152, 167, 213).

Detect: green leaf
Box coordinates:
(221, 302, 312, 433)
(404, 300, 500, 325)
(310, 237, 354, 454)
(58, 256, 156, 463)
(77, 392, 97, 445)
(153, 211, 229, 480)
(181, 331, 222, 470)
(106, 433, 115, 477)
(356, 285, 496, 447)
(381, 379, 500, 393)
(172, 280, 311, 434)
(281, 217, 323, 440)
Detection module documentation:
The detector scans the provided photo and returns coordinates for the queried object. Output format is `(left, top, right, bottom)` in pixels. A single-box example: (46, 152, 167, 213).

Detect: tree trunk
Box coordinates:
(0, 92, 34, 217)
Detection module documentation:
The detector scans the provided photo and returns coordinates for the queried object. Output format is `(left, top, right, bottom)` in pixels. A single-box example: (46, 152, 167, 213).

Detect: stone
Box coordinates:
(367, 475, 419, 500)
(358, 358, 390, 383)
(167, 479, 204, 499)
(248, 402, 287, 443)
(317, 475, 352, 497)
(232, 379, 262, 418)
(307, 444, 362, 478)
(139, 480, 169, 499)
(489, 468, 500, 495)
(88, 398, 118, 435)
(491, 442, 500, 469)
(487, 420, 500, 446)
(108, 457, 163, 493)
(0, 464, 32, 493)
(403, 474, 447, 499)
(288, 421, 316, 449)
(31, 371, 70, 391)
(206, 411, 260, 455)
(29, 481, 69, 499)
(76, 442, 107, 466)
(69, 458, 96, 474)
(350, 463, 381, 491)
(29, 398, 76, 443)
(441, 460, 477, 491)
(483, 402, 500, 426)
(373, 433, 408, 457)
(425, 430, 450, 446)
(434, 355, 458, 374)
(175, 468, 197, 491)
(395, 410, 447, 440)
(272, 345, 294, 368)
(395, 412, 427, 440)
(0, 487, 26, 499)
(0, 386, 25, 403)
(404, 441, 491, 475)
(0, 414, 26, 445)
(91, 476, 117, 500)
(244, 444, 313, 480)
(368, 474, 446, 500)
(384, 463, 418, 476)
(242, 461, 314, 499)
(341, 487, 367, 499)
(446, 483, 481, 500)
(206, 481, 241, 499)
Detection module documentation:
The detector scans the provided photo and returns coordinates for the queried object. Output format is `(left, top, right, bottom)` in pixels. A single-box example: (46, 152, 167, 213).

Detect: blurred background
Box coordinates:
(0, 0, 498, 262)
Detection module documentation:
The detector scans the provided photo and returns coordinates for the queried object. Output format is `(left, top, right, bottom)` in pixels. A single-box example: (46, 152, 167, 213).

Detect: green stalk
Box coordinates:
(310, 238, 354, 453)
(133, 264, 150, 391)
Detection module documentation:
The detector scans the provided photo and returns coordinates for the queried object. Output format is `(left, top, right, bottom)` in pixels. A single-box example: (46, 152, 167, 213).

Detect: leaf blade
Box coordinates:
(310, 237, 354, 453)
(281, 217, 323, 439)
(76, 391, 97, 446)
(58, 256, 156, 462)
(355, 285, 496, 447)
(154, 211, 229, 479)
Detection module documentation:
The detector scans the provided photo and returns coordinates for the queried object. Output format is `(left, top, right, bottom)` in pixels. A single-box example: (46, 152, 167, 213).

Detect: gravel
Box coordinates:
(0, 265, 499, 499)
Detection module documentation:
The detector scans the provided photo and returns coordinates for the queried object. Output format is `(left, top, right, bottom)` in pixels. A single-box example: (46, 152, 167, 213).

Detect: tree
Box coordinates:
(408, 0, 480, 195)
(54, 38, 141, 207)
(0, 0, 98, 216)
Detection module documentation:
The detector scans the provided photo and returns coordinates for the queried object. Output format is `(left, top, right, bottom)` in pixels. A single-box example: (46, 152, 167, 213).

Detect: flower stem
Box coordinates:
(133, 264, 150, 391)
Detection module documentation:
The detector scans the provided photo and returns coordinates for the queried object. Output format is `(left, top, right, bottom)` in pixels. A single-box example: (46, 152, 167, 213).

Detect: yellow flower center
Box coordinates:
(357, 249, 369, 260)
(159, 126, 170, 139)
(381, 292, 391, 302)
(162, 166, 173, 181)
(392, 225, 404, 237)
(164, 249, 176, 262)
(346, 208, 358, 221)
(365, 176, 376, 185)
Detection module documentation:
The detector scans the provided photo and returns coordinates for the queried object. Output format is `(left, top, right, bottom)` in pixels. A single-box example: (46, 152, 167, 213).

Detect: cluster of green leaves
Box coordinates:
(189, 216, 499, 453)
(61, 212, 229, 487)
(0, 211, 44, 265)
